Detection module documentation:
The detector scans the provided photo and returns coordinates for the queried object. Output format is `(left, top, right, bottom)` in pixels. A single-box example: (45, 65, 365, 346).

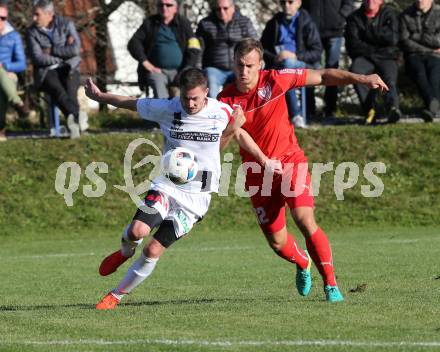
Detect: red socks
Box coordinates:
(306, 228, 337, 286)
(276, 233, 309, 269)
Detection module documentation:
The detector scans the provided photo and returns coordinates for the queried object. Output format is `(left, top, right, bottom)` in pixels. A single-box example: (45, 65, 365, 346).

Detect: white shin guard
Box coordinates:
(114, 253, 159, 296)
(121, 225, 143, 257)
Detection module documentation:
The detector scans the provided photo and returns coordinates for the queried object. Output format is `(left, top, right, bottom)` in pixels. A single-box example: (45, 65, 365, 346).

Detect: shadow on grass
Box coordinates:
(0, 297, 261, 311)
(0, 295, 325, 311)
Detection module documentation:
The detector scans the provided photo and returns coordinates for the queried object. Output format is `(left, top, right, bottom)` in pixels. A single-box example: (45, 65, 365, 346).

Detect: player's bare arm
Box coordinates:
(234, 129, 283, 175)
(220, 106, 246, 150)
(85, 78, 138, 111)
(305, 69, 389, 93)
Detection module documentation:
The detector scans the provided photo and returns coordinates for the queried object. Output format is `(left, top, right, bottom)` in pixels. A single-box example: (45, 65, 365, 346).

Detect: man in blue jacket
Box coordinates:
(26, 0, 87, 139)
(261, 0, 322, 128)
(0, 1, 28, 141)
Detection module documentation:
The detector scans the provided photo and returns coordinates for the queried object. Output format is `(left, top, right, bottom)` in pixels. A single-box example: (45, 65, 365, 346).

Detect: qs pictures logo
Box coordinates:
(54, 138, 162, 209)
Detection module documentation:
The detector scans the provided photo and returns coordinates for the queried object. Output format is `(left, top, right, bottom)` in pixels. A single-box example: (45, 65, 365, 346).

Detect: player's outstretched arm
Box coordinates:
(234, 128, 282, 175)
(220, 106, 246, 150)
(306, 69, 389, 93)
(85, 78, 138, 111)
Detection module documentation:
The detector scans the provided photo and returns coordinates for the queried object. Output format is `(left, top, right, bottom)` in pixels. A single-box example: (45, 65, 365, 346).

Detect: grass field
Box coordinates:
(1, 124, 440, 351)
(1, 225, 439, 352)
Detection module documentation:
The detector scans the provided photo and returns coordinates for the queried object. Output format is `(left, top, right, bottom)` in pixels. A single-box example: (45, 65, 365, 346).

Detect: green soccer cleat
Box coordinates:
(296, 251, 312, 296)
(324, 285, 344, 302)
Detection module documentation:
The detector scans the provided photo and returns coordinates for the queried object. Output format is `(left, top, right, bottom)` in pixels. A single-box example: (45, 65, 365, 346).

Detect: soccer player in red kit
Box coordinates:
(218, 38, 389, 302)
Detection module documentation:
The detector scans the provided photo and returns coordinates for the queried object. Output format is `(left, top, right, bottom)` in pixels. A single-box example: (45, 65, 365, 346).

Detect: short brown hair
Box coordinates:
(234, 38, 263, 60)
(179, 68, 208, 91)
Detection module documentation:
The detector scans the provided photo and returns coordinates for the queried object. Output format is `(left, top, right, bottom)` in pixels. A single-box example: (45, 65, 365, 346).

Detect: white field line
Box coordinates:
(0, 338, 439, 348)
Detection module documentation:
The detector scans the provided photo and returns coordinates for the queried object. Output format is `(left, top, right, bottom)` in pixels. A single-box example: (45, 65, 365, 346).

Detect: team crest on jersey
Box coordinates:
(279, 68, 304, 75)
(257, 84, 272, 101)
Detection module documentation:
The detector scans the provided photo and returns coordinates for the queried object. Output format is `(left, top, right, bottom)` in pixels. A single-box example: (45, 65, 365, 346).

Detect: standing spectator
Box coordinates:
(128, 0, 201, 99)
(26, 0, 87, 139)
(400, 0, 440, 122)
(196, 0, 257, 98)
(302, 0, 355, 118)
(0, 1, 28, 141)
(261, 0, 322, 128)
(345, 0, 401, 125)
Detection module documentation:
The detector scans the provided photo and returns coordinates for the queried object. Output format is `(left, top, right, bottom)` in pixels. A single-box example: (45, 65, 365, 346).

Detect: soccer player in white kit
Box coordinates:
(85, 68, 268, 310)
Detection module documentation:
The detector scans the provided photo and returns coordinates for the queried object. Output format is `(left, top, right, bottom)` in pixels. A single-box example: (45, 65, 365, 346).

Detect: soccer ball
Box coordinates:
(161, 147, 198, 185)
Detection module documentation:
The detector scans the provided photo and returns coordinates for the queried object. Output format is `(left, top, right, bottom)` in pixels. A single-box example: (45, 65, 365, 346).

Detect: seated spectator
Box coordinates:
(0, 1, 29, 142)
(261, 0, 322, 128)
(400, 0, 440, 122)
(128, 0, 201, 99)
(345, 0, 401, 124)
(26, 0, 87, 139)
(302, 0, 355, 118)
(196, 0, 257, 98)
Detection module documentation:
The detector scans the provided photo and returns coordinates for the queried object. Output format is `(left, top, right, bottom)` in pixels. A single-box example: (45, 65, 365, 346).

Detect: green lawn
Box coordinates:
(1, 226, 439, 352)
(1, 124, 440, 351)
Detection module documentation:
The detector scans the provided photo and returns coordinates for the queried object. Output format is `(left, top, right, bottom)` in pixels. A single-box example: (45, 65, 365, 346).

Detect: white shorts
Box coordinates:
(147, 183, 211, 239)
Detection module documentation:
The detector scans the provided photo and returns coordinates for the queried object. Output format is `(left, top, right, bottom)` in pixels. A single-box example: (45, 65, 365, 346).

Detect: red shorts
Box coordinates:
(245, 160, 314, 235)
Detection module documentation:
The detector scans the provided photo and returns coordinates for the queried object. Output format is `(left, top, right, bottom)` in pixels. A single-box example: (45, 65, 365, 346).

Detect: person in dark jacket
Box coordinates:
(400, 0, 440, 122)
(127, 0, 201, 98)
(26, 0, 86, 139)
(261, 0, 322, 128)
(345, 0, 401, 124)
(302, 0, 354, 117)
(196, 0, 257, 98)
(0, 1, 28, 141)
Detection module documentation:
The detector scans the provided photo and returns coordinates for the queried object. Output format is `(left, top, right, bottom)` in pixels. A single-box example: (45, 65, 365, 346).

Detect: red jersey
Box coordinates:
(218, 69, 308, 165)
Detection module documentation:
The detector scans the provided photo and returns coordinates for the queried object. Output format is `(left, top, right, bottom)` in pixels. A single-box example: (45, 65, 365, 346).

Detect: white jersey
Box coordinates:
(137, 97, 232, 196)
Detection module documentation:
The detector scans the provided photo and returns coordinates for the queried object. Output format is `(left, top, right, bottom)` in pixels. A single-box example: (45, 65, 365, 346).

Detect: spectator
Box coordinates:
(127, 0, 201, 99)
(196, 0, 257, 98)
(0, 1, 29, 142)
(345, 0, 401, 124)
(302, 0, 355, 118)
(261, 0, 322, 128)
(26, 0, 87, 139)
(400, 0, 440, 122)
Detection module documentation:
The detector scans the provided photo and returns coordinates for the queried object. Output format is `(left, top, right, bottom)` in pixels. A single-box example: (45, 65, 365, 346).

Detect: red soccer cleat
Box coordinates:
(99, 250, 130, 276)
(96, 292, 120, 310)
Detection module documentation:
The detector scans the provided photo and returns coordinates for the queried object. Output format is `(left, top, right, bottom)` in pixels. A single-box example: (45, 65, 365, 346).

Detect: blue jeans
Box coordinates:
(322, 37, 343, 115)
(204, 67, 235, 98)
(276, 59, 307, 117)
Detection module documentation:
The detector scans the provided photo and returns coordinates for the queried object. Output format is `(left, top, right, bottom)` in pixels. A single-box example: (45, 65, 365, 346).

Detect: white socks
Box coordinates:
(113, 253, 159, 298)
(120, 225, 143, 257)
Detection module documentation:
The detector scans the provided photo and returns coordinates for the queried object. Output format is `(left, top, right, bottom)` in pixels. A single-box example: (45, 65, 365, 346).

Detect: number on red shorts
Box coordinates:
(254, 207, 269, 224)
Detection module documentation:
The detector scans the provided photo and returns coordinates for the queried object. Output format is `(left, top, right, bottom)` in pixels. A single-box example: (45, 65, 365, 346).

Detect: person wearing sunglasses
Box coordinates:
(261, 0, 322, 128)
(0, 1, 29, 141)
(128, 0, 201, 99)
(345, 0, 401, 125)
(196, 0, 258, 98)
(26, 0, 88, 139)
